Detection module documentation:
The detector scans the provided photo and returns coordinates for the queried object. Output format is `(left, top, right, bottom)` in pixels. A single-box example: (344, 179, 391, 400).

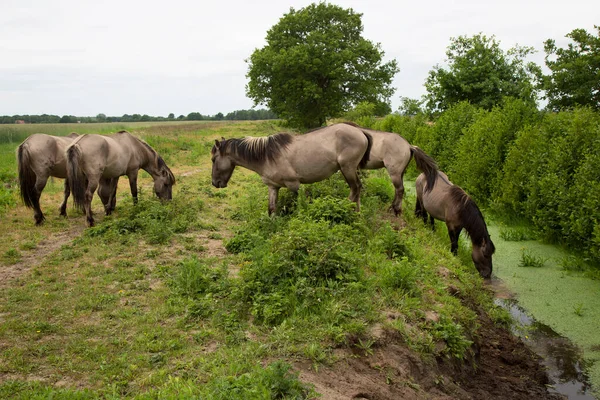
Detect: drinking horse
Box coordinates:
(415, 171, 495, 278)
(66, 131, 175, 227)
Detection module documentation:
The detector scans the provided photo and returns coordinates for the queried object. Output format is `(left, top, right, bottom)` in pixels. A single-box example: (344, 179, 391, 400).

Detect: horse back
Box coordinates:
(362, 129, 411, 170)
(279, 124, 369, 184)
(20, 134, 76, 178)
(71, 134, 133, 178)
(417, 171, 454, 222)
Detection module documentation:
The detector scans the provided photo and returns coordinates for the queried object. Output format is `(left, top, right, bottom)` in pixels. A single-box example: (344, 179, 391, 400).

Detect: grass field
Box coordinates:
(0, 121, 557, 399)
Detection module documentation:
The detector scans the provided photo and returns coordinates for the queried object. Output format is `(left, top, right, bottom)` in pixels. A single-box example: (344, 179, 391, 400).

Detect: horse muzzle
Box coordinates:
(212, 180, 227, 189)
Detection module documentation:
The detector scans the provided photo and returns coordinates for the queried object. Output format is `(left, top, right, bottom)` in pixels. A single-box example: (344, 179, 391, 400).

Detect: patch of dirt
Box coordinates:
(0, 225, 85, 288)
(296, 315, 565, 400)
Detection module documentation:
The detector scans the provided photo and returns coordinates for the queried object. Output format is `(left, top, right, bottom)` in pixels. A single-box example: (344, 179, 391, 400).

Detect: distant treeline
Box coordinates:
(0, 109, 278, 124)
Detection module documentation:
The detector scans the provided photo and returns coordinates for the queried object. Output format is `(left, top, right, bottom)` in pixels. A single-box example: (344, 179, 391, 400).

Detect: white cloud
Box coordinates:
(0, 0, 598, 116)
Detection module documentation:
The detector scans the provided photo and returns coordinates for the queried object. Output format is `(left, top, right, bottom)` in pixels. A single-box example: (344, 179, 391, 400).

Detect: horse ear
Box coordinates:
(214, 139, 221, 149)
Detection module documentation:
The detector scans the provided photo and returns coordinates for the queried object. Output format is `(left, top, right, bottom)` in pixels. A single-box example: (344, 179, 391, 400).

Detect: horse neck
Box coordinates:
(225, 139, 267, 175)
(134, 139, 160, 178)
(460, 202, 490, 248)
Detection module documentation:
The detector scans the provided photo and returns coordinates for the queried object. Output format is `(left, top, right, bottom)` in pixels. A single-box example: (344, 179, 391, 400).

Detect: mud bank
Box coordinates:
(487, 223, 600, 398)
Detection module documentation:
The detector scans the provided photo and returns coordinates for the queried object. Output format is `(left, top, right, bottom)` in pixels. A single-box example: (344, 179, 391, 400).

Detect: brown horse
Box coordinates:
(67, 131, 175, 227)
(16, 133, 79, 225)
(415, 171, 495, 279)
(211, 123, 372, 215)
(345, 122, 438, 216)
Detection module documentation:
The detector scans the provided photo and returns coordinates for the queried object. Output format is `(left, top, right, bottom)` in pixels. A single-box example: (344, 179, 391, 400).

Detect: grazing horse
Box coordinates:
(211, 123, 372, 215)
(415, 171, 495, 279)
(16, 133, 79, 225)
(344, 122, 438, 216)
(66, 131, 175, 227)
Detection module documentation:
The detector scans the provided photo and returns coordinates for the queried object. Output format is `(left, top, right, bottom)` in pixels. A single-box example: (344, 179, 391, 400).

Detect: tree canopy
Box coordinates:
(424, 34, 541, 114)
(246, 3, 399, 129)
(542, 26, 600, 111)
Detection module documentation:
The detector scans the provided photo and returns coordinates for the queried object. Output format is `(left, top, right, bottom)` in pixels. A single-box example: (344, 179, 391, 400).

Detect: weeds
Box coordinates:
(499, 227, 537, 241)
(518, 250, 546, 268)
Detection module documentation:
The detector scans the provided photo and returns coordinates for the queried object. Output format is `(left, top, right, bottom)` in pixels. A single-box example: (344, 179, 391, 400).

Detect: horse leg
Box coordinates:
(429, 215, 435, 230)
(448, 226, 462, 256)
(268, 186, 280, 216)
(98, 178, 112, 215)
(108, 177, 119, 213)
(390, 170, 405, 216)
(340, 165, 362, 211)
(127, 169, 139, 204)
(84, 178, 100, 227)
(59, 179, 70, 217)
(32, 174, 49, 225)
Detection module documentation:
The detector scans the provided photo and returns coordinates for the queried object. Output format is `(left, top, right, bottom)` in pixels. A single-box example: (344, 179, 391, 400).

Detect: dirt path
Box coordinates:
(0, 225, 85, 288)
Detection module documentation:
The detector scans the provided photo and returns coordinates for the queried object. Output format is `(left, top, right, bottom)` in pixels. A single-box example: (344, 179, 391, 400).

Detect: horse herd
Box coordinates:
(16, 122, 494, 278)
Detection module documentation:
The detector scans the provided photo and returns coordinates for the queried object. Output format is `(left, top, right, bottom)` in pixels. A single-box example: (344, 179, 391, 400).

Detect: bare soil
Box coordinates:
(297, 309, 565, 400)
(0, 224, 84, 288)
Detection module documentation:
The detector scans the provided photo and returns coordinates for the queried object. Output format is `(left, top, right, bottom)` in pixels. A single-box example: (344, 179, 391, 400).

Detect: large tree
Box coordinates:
(424, 34, 541, 114)
(542, 26, 600, 111)
(246, 3, 399, 129)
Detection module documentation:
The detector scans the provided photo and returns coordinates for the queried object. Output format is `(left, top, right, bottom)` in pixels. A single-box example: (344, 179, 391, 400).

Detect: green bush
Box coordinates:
(451, 98, 538, 201)
(85, 191, 204, 244)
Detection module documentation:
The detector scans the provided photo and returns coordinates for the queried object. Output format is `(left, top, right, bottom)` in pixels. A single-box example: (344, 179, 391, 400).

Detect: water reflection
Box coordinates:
(494, 297, 595, 399)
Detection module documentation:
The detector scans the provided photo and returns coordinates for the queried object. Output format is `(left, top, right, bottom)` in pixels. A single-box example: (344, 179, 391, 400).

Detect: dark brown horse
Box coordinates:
(16, 133, 79, 225)
(415, 171, 495, 279)
(67, 131, 175, 227)
(211, 123, 372, 215)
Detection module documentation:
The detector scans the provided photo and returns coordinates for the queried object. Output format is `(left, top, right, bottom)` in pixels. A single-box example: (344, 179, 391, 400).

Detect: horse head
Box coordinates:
(154, 156, 175, 200)
(472, 237, 495, 279)
(211, 138, 235, 188)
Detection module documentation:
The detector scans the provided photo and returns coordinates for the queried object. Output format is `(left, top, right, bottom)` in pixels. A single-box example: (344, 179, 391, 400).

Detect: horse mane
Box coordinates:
(448, 186, 495, 253)
(222, 133, 294, 164)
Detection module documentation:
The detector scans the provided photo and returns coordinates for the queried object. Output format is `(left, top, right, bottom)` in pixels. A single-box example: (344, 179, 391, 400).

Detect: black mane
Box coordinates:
(448, 186, 495, 252)
(221, 133, 294, 164)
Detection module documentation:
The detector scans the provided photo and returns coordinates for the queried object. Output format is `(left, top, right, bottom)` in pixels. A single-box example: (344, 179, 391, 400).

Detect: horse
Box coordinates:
(66, 131, 175, 227)
(211, 123, 372, 215)
(16, 132, 79, 225)
(415, 171, 495, 279)
(344, 122, 438, 216)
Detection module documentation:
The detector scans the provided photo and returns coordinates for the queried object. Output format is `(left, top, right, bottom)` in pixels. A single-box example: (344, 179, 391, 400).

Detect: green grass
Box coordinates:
(0, 121, 520, 398)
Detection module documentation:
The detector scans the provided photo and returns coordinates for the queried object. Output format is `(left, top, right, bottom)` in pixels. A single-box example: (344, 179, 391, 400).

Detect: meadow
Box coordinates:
(0, 121, 566, 399)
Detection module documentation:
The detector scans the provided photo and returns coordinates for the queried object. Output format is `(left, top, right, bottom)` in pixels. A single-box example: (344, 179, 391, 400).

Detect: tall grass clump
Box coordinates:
(85, 187, 204, 244)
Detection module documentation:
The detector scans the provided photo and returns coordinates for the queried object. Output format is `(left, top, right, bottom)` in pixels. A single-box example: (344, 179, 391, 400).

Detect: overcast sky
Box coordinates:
(1, 0, 598, 117)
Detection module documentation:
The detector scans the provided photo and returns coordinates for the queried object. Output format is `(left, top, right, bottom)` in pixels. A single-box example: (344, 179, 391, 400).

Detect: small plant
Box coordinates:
(356, 338, 375, 356)
(573, 303, 585, 317)
(2, 248, 21, 264)
(499, 227, 536, 241)
(559, 255, 588, 273)
(518, 250, 546, 268)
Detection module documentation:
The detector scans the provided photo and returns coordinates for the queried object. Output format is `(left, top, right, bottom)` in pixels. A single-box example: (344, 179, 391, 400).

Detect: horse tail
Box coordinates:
(16, 142, 38, 209)
(66, 143, 86, 212)
(359, 132, 373, 169)
(410, 146, 438, 192)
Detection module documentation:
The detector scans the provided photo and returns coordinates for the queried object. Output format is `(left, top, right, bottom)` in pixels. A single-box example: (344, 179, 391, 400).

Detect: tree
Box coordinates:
(542, 26, 600, 111)
(398, 96, 424, 116)
(424, 34, 541, 114)
(246, 3, 399, 129)
(96, 113, 107, 122)
(168, 113, 175, 119)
